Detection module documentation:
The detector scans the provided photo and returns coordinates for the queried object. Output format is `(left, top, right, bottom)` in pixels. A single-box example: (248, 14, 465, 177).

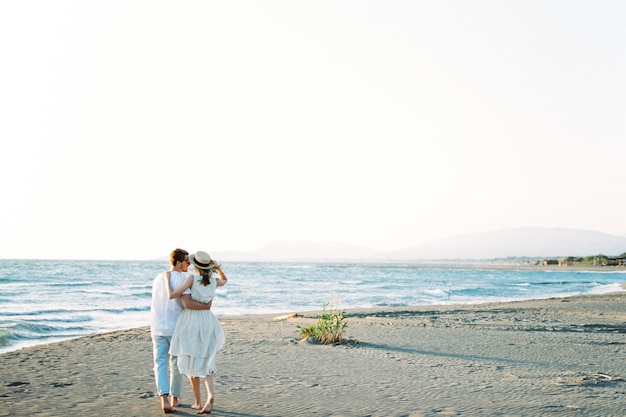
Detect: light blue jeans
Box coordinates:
(151, 335, 183, 398)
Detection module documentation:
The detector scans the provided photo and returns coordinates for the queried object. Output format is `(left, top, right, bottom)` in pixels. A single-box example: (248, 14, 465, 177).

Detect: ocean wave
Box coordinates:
(97, 306, 150, 314)
(529, 280, 595, 286)
(586, 282, 625, 295)
(0, 322, 92, 347)
(46, 282, 94, 287)
(0, 309, 72, 317)
(132, 291, 152, 298)
(0, 305, 149, 317)
(126, 284, 153, 290)
(27, 316, 93, 324)
(0, 327, 20, 345)
(423, 288, 449, 296)
(574, 270, 626, 275)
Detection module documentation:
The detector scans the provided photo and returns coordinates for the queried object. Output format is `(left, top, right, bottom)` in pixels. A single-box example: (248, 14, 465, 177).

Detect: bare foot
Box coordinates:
(200, 397, 214, 414)
(161, 395, 176, 414)
(191, 403, 202, 410)
(171, 397, 182, 408)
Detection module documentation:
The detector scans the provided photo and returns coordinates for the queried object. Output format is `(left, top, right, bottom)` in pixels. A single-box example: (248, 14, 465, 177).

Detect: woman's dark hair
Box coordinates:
(199, 268, 213, 286)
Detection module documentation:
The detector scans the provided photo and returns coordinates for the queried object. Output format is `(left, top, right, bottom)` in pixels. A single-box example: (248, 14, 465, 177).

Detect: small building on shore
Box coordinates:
(607, 257, 626, 267)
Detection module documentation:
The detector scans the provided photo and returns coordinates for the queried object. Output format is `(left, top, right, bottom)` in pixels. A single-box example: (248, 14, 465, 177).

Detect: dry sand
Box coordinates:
(3, 293, 626, 416)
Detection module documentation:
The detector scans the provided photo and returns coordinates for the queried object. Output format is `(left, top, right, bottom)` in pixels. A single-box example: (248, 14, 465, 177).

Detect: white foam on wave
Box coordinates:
(585, 282, 625, 295)
(423, 288, 448, 296)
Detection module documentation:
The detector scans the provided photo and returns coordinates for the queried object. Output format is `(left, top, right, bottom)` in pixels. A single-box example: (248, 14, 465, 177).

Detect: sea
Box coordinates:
(1, 259, 625, 354)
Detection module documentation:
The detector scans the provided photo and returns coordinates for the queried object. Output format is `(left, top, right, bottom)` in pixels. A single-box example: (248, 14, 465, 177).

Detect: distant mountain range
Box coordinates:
(212, 228, 626, 262)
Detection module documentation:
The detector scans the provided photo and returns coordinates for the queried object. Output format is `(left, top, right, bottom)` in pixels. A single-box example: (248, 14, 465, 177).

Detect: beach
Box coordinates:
(2, 293, 626, 417)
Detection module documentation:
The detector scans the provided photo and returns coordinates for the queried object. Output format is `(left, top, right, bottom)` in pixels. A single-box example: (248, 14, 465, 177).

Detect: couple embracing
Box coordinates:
(149, 248, 228, 414)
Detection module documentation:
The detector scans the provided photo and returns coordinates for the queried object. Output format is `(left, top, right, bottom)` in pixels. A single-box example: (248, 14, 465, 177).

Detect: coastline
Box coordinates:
(3, 292, 626, 416)
(359, 263, 626, 272)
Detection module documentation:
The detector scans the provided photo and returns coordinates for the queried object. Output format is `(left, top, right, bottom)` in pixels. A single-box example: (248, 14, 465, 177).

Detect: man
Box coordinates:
(150, 248, 212, 413)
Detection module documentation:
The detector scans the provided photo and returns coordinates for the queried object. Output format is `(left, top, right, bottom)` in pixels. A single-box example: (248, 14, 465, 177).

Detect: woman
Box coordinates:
(167, 251, 227, 414)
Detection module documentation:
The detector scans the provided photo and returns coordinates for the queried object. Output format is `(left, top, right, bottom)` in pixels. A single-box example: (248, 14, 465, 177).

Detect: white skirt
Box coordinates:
(169, 309, 225, 377)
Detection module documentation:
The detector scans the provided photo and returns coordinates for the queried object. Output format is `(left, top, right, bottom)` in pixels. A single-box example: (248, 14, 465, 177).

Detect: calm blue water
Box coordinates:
(0, 259, 624, 354)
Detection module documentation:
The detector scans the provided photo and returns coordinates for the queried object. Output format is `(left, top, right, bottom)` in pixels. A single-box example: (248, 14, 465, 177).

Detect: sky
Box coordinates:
(1, 1, 625, 260)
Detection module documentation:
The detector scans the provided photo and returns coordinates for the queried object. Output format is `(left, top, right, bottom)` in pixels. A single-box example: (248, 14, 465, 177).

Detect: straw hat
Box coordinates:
(189, 251, 213, 270)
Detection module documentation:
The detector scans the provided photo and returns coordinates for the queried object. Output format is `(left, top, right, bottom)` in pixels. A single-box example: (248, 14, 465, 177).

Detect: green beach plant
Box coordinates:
(297, 301, 348, 345)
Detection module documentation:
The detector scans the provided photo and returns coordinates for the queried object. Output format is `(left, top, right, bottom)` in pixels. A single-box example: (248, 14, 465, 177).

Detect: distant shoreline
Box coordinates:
(289, 261, 626, 272)
(387, 263, 626, 272)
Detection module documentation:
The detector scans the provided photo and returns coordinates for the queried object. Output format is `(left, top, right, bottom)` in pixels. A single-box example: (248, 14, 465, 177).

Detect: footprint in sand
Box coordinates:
(432, 407, 459, 416)
(6, 382, 30, 387)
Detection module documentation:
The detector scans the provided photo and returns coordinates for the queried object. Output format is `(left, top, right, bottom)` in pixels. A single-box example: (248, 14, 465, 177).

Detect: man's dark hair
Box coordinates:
(170, 248, 189, 266)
